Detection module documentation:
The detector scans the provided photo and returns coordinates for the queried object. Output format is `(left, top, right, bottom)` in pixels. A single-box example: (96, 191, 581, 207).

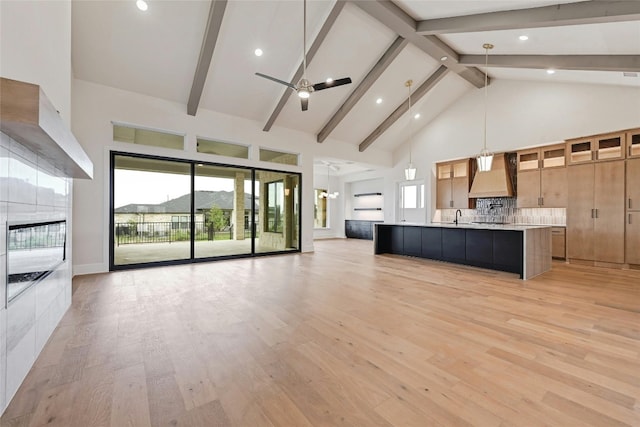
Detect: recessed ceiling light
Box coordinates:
(519, 35, 529, 41)
(376, 98, 382, 104)
(440, 56, 448, 61)
(254, 48, 263, 57)
(136, 0, 148, 11)
(414, 113, 421, 119)
(546, 69, 556, 75)
(326, 77, 333, 83)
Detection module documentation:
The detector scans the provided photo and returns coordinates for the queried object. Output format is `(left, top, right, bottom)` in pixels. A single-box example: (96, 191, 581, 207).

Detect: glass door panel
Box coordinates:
(254, 170, 300, 253)
(194, 164, 253, 258)
(113, 155, 191, 266)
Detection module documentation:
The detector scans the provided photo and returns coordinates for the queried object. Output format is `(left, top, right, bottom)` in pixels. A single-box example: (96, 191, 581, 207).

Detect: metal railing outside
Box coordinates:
(114, 221, 254, 246)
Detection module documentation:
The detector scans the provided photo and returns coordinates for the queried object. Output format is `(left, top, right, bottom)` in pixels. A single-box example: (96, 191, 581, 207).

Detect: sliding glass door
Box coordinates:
(194, 164, 253, 258)
(110, 152, 300, 269)
(112, 155, 191, 266)
(255, 170, 300, 253)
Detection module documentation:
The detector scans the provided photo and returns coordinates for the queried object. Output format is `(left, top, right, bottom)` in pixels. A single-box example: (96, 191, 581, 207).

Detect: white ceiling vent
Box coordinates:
(623, 72, 638, 78)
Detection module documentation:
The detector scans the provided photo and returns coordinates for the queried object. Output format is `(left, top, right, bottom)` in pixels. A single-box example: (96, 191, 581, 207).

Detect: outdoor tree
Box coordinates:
(208, 204, 227, 231)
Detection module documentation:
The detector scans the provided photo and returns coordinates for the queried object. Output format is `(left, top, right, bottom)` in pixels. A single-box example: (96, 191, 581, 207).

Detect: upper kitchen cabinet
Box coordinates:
(567, 132, 625, 165)
(517, 143, 567, 208)
(626, 128, 640, 158)
(436, 159, 475, 209)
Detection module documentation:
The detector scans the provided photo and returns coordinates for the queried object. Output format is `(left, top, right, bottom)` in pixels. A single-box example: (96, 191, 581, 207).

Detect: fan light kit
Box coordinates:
(254, 0, 352, 111)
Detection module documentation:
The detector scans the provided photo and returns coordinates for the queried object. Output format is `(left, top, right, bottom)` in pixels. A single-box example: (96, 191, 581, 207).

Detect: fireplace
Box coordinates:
(6, 219, 67, 304)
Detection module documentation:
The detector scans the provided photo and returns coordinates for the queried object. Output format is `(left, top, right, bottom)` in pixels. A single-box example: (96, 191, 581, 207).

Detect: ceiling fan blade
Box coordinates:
(312, 77, 352, 91)
(301, 98, 308, 111)
(255, 73, 296, 89)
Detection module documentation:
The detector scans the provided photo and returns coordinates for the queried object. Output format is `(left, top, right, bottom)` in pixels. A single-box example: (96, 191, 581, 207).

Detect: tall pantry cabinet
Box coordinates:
(566, 132, 626, 265)
(626, 128, 640, 265)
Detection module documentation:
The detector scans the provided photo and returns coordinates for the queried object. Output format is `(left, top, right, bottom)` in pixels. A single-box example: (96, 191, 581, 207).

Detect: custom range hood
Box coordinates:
(468, 153, 514, 198)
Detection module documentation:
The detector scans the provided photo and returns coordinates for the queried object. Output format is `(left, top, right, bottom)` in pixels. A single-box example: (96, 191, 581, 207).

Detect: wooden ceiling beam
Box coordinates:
(416, 1, 640, 35)
(459, 54, 640, 72)
(351, 0, 485, 89)
(358, 65, 448, 152)
(316, 36, 409, 143)
(187, 0, 228, 116)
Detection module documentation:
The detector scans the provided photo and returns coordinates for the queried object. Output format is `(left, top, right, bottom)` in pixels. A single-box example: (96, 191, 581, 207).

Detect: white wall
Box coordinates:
(71, 79, 392, 274)
(348, 79, 640, 221)
(0, 0, 72, 125)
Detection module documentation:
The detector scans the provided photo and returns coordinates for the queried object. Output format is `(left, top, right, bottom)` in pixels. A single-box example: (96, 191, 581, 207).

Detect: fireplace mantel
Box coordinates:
(0, 77, 93, 179)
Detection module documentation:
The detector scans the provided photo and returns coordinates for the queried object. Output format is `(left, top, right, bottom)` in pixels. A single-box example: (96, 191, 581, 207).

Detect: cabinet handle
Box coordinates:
(591, 209, 595, 219)
(630, 213, 633, 225)
(450, 200, 453, 208)
(540, 197, 544, 206)
(595, 208, 598, 219)
(630, 198, 633, 210)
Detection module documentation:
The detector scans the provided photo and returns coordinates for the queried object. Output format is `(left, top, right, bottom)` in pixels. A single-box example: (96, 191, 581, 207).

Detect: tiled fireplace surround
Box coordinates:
(0, 132, 72, 413)
(435, 197, 566, 226)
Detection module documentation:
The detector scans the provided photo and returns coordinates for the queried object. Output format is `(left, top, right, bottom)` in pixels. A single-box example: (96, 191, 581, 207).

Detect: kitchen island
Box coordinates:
(374, 222, 552, 280)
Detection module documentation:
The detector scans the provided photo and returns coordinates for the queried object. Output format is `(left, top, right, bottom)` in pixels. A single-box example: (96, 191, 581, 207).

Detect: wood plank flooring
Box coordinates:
(1, 239, 639, 427)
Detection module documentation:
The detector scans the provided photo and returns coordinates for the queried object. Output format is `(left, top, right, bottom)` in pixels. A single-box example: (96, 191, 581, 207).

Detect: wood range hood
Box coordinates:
(468, 153, 514, 198)
(0, 77, 93, 179)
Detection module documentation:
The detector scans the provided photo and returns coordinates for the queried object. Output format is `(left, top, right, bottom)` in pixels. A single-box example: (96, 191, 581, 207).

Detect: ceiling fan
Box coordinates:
(255, 0, 352, 111)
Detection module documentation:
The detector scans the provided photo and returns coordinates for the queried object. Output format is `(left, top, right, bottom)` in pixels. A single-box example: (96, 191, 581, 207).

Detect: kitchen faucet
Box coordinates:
(454, 209, 462, 225)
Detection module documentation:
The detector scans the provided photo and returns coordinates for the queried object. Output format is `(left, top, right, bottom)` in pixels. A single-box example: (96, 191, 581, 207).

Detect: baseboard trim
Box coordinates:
(73, 263, 108, 276)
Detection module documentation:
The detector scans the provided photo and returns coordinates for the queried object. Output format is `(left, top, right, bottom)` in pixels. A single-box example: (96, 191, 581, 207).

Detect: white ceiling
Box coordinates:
(71, 0, 640, 174)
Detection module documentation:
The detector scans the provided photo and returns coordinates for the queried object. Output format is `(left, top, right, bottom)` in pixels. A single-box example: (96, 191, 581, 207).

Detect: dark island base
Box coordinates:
(375, 224, 551, 280)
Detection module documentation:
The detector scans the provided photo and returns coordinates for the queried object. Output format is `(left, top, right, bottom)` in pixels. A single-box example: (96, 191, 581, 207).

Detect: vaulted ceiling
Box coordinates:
(72, 0, 640, 162)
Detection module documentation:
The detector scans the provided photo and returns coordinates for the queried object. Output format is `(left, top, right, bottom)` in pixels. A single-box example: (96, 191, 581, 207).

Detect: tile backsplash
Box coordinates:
(436, 197, 566, 225)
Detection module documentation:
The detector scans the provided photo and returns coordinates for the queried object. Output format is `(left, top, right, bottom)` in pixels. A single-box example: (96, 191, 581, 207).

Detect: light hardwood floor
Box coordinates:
(2, 239, 639, 427)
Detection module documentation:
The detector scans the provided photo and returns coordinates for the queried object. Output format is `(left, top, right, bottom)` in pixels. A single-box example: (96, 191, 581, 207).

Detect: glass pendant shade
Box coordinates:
(477, 149, 494, 172)
(404, 163, 416, 180)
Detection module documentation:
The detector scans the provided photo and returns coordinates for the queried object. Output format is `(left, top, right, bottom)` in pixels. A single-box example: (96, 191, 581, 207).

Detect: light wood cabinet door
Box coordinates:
(436, 179, 451, 209)
(567, 164, 595, 260)
(595, 132, 625, 161)
(627, 158, 640, 210)
(594, 161, 625, 263)
(628, 129, 640, 158)
(451, 177, 469, 209)
(626, 212, 640, 265)
(541, 167, 568, 208)
(567, 138, 594, 165)
(551, 227, 566, 259)
(517, 170, 541, 208)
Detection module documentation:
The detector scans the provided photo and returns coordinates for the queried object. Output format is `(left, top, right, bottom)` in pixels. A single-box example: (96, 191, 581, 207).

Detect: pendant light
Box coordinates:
(404, 79, 416, 181)
(319, 163, 339, 199)
(477, 43, 494, 172)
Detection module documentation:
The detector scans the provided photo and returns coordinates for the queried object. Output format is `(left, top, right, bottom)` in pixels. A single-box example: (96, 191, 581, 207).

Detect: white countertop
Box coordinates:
(378, 222, 553, 231)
